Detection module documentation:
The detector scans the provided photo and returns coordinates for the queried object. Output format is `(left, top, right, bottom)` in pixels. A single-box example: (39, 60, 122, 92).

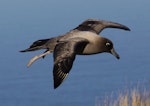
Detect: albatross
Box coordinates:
(20, 19, 130, 89)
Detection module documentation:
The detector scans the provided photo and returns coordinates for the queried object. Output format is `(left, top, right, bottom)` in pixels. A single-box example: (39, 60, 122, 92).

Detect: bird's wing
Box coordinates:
(74, 19, 130, 34)
(53, 38, 89, 89)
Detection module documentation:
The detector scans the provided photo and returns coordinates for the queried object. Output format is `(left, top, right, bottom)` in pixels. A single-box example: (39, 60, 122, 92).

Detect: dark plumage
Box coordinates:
(20, 19, 130, 89)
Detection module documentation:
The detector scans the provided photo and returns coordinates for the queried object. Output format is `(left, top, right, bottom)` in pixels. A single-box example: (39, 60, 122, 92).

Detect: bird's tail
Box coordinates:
(20, 39, 49, 52)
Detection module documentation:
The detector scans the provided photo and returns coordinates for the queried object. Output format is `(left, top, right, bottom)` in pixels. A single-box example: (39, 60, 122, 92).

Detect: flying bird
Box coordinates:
(20, 19, 130, 89)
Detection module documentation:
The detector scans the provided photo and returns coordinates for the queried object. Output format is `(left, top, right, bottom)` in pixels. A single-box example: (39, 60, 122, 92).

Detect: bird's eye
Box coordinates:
(106, 42, 111, 47)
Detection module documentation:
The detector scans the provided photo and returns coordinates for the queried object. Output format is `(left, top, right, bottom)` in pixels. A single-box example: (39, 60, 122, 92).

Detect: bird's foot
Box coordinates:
(27, 50, 51, 67)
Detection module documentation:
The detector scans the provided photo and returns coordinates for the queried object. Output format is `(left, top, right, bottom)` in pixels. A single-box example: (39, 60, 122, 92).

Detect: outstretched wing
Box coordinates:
(74, 19, 130, 34)
(53, 38, 89, 89)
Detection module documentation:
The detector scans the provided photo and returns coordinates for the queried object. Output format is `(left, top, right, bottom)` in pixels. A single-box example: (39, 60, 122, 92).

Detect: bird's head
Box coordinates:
(99, 37, 120, 59)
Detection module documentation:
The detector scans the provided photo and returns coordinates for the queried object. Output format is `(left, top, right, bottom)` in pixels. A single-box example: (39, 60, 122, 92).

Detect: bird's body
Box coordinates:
(20, 19, 130, 89)
(50, 31, 104, 54)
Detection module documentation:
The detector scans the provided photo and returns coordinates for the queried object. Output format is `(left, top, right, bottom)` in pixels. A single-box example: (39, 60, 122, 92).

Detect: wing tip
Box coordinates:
(53, 79, 64, 89)
(53, 70, 69, 89)
(19, 47, 36, 52)
(124, 26, 131, 31)
(54, 84, 59, 89)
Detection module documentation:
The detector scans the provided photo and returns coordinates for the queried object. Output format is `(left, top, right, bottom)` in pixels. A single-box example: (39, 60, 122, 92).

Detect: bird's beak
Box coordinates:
(110, 48, 120, 59)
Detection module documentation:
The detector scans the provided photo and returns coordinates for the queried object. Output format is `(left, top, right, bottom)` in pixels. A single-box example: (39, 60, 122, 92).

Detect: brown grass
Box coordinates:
(96, 87, 150, 106)
(113, 88, 150, 106)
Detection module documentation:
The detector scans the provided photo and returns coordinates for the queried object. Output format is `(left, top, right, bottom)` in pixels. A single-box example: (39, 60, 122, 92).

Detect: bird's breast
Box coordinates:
(81, 43, 101, 55)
